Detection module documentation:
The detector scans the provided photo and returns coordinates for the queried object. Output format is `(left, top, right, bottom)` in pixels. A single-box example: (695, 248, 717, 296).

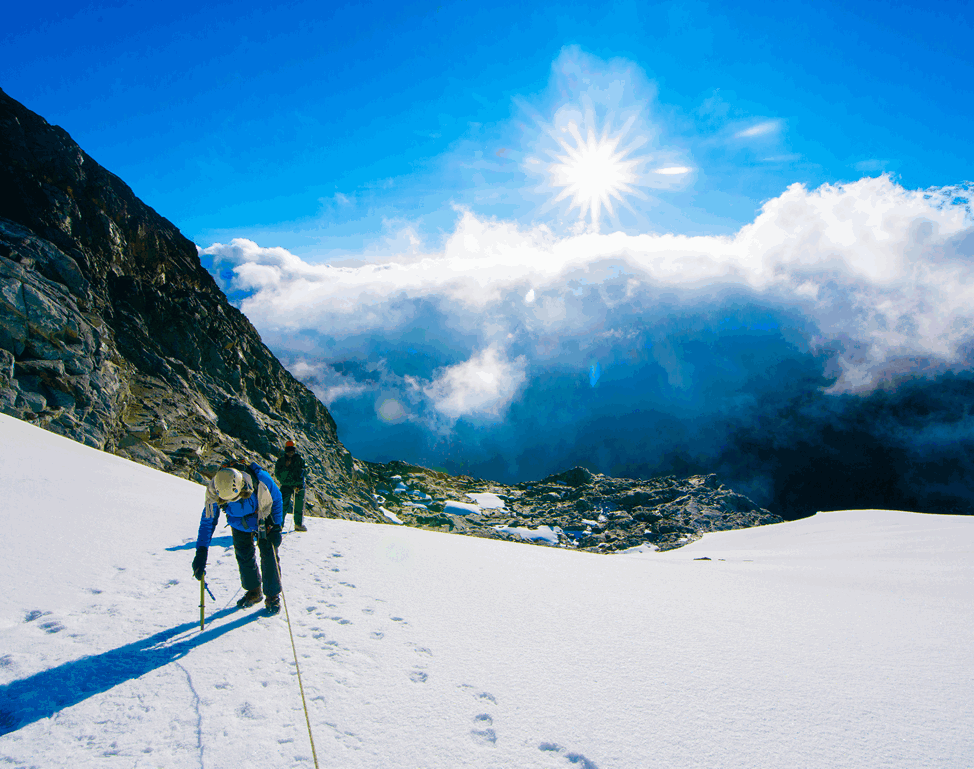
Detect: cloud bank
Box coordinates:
(200, 176, 974, 516)
(206, 176, 973, 391)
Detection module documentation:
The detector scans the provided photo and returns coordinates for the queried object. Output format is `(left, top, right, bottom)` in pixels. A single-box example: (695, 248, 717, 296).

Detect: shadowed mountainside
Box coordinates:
(0, 87, 378, 521)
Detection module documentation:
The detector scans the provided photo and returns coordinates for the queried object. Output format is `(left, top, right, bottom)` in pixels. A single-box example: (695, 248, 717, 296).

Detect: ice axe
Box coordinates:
(199, 579, 215, 630)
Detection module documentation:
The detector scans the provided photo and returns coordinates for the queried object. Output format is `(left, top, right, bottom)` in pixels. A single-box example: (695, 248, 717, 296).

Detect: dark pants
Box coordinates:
(282, 485, 305, 526)
(232, 527, 282, 598)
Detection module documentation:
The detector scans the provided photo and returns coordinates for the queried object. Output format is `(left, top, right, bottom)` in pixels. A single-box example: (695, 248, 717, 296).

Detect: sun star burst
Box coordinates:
(548, 121, 641, 227)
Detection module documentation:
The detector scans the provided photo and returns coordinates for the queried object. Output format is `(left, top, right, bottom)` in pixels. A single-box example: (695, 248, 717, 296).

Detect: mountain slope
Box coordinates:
(1, 412, 972, 768)
(0, 87, 376, 520)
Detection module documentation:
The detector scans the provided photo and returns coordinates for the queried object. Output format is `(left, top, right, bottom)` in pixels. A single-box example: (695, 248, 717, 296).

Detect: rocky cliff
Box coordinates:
(0, 87, 379, 520)
(0, 88, 782, 548)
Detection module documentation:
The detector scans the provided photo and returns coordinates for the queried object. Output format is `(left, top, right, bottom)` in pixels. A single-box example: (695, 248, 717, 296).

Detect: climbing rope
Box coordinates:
(270, 533, 320, 769)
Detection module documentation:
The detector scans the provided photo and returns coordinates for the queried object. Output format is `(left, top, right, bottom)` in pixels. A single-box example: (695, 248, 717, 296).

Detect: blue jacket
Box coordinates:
(196, 463, 284, 549)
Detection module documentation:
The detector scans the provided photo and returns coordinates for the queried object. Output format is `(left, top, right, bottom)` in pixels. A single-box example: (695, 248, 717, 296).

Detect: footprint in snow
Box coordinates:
(370, 631, 384, 640)
(235, 702, 261, 720)
(471, 713, 496, 745)
(538, 743, 600, 768)
(408, 670, 428, 684)
(471, 727, 497, 745)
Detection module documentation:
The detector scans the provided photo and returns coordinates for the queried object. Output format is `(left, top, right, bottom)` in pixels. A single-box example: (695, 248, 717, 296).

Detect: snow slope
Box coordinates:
(1, 412, 972, 768)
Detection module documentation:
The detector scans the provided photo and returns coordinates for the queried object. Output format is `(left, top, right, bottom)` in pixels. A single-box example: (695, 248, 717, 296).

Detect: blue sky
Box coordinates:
(3, 0, 972, 255)
(4, 1, 974, 516)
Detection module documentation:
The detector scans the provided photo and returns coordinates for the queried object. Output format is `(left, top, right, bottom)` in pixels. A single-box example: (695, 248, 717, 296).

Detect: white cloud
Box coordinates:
(735, 120, 782, 138)
(276, 358, 368, 406)
(423, 347, 528, 420)
(202, 176, 974, 394)
(654, 166, 692, 175)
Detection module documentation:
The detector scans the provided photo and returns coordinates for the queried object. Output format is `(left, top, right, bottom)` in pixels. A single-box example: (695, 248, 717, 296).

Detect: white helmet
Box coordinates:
(213, 468, 244, 501)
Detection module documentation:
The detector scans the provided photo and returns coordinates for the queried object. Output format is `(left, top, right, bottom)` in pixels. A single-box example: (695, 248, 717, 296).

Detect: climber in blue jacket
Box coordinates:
(192, 462, 285, 614)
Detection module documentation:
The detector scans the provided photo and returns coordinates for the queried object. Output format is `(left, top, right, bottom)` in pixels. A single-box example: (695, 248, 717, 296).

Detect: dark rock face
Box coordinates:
(364, 461, 783, 552)
(0, 87, 378, 521)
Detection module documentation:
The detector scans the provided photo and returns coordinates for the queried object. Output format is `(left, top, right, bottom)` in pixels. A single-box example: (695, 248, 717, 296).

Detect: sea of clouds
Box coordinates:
(201, 176, 974, 515)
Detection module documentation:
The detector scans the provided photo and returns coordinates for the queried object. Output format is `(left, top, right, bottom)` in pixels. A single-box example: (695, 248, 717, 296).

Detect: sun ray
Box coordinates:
(545, 119, 645, 229)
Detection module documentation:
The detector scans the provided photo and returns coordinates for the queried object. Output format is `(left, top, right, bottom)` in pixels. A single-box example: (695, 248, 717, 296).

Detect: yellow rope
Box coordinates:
(271, 536, 320, 769)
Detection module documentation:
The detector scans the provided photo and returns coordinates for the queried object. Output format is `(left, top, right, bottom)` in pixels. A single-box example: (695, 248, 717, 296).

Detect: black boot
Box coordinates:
(264, 594, 281, 615)
(236, 588, 263, 609)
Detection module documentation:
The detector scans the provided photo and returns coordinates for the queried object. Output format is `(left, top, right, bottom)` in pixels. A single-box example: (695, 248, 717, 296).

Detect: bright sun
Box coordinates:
(548, 121, 641, 228)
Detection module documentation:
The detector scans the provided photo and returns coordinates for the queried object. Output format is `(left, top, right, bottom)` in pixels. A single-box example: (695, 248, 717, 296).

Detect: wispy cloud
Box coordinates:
(734, 120, 782, 138)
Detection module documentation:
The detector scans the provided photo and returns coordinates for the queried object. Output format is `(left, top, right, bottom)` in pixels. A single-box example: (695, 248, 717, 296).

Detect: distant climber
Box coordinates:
(275, 440, 308, 532)
(192, 462, 285, 615)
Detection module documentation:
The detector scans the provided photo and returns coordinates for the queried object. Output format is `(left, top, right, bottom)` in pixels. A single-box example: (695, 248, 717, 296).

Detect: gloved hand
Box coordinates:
(266, 521, 282, 536)
(192, 547, 208, 580)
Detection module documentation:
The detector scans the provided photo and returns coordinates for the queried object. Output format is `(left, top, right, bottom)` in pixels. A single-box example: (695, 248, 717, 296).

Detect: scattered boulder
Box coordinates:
(364, 460, 782, 552)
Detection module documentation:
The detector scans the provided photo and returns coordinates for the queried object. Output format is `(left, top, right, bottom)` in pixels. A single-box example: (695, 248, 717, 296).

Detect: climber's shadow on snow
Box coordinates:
(166, 535, 234, 551)
(0, 606, 261, 736)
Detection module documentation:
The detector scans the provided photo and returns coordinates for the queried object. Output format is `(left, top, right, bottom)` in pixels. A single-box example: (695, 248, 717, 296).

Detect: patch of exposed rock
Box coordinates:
(0, 87, 378, 521)
(363, 461, 783, 552)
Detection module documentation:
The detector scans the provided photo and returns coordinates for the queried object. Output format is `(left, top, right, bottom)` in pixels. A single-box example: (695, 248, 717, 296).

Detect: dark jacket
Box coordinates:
(275, 451, 306, 488)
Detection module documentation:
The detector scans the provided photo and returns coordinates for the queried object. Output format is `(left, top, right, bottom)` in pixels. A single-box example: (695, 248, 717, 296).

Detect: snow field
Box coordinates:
(1, 412, 973, 768)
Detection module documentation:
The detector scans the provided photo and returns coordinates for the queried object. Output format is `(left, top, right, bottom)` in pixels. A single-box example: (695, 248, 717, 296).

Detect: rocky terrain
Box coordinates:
(0, 87, 377, 521)
(0, 87, 782, 550)
(363, 461, 781, 552)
